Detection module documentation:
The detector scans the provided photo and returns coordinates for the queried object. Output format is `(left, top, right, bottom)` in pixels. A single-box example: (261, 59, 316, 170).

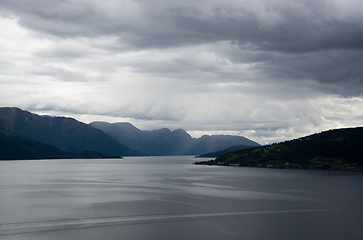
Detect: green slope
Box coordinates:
(195, 127, 363, 170)
(0, 133, 121, 160)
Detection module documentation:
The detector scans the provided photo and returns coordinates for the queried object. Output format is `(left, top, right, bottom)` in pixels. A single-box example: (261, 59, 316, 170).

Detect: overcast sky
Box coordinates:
(1, 0, 362, 144)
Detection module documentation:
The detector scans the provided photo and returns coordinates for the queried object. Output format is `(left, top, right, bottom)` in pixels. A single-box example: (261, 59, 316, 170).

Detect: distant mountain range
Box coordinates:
(0, 133, 120, 160)
(0, 107, 260, 160)
(195, 127, 363, 170)
(0, 107, 141, 157)
(89, 122, 260, 155)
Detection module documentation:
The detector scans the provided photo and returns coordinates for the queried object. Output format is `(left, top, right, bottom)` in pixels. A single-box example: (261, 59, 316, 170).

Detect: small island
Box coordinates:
(195, 127, 363, 170)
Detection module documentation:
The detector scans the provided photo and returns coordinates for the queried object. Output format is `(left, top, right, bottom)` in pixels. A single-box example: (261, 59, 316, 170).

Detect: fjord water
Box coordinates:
(0, 156, 362, 240)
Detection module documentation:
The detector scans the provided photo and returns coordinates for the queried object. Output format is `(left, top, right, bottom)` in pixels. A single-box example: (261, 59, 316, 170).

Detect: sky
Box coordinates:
(0, 0, 362, 144)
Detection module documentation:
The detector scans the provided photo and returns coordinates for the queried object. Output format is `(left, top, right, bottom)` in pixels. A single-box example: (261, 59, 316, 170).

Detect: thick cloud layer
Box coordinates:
(0, 0, 362, 144)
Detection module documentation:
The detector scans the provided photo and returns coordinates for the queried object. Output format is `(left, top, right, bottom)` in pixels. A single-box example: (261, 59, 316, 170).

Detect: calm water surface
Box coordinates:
(0, 156, 362, 239)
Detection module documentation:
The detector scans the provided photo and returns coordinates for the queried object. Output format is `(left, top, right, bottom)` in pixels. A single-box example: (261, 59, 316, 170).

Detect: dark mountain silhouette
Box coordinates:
(90, 122, 260, 155)
(0, 133, 121, 160)
(195, 145, 255, 158)
(0, 107, 141, 156)
(195, 127, 363, 170)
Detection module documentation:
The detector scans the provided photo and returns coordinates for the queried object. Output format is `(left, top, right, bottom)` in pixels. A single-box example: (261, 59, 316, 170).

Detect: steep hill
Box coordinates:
(0, 133, 121, 160)
(0, 107, 141, 156)
(195, 127, 363, 170)
(90, 121, 260, 155)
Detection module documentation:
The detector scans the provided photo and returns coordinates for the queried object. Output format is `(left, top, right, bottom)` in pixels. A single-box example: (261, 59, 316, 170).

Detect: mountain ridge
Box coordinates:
(90, 121, 260, 156)
(0, 107, 260, 158)
(0, 107, 142, 156)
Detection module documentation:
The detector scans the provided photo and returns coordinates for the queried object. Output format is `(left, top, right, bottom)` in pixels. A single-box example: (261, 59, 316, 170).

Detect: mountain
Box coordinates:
(0, 133, 121, 160)
(90, 121, 260, 155)
(0, 107, 141, 156)
(193, 135, 258, 154)
(195, 145, 255, 158)
(195, 127, 363, 170)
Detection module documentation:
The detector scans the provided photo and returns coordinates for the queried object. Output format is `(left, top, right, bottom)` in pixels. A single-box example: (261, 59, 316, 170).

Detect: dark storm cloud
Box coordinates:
(232, 49, 363, 96)
(1, 0, 362, 97)
(1, 0, 362, 51)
